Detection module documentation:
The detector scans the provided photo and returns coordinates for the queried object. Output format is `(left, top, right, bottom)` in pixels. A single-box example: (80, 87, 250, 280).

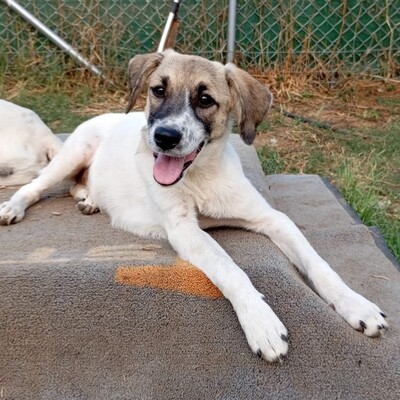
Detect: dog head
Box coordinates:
(126, 50, 272, 186)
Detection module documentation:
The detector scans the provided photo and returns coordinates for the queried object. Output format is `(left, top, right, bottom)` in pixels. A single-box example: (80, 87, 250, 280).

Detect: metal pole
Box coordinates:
(227, 0, 237, 63)
(157, 0, 181, 53)
(2, 0, 104, 78)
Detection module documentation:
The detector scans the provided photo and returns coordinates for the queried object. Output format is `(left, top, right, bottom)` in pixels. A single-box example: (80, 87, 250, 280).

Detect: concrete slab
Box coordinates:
(0, 138, 399, 400)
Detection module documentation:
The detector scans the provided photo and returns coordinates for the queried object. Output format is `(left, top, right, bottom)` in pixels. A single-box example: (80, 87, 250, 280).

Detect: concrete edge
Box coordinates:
(321, 176, 400, 272)
(56, 133, 70, 142)
(368, 226, 400, 272)
(321, 177, 364, 225)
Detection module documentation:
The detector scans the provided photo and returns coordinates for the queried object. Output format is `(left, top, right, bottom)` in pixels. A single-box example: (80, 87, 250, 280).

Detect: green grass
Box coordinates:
(0, 52, 124, 132)
(9, 90, 91, 132)
(336, 159, 399, 260)
(258, 147, 285, 174)
(0, 82, 123, 133)
(257, 117, 400, 261)
(0, 72, 96, 132)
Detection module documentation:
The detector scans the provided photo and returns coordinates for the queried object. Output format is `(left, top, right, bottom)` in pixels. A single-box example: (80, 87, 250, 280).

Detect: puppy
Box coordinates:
(0, 51, 388, 362)
(0, 100, 62, 186)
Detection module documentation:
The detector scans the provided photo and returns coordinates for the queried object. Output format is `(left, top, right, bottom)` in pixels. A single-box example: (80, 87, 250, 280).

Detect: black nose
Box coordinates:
(154, 127, 182, 150)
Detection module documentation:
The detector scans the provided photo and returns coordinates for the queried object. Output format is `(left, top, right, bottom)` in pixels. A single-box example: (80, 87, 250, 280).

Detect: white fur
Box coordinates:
(0, 102, 388, 362)
(0, 111, 388, 361)
(0, 100, 62, 186)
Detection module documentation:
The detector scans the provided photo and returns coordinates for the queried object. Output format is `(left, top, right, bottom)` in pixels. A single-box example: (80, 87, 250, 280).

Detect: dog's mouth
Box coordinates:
(153, 142, 204, 186)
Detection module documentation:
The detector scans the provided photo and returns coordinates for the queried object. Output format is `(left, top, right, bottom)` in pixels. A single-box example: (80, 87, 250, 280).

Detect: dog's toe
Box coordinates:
(354, 317, 388, 337)
(77, 199, 99, 215)
(332, 290, 388, 337)
(238, 295, 289, 363)
(0, 201, 25, 225)
(254, 329, 289, 363)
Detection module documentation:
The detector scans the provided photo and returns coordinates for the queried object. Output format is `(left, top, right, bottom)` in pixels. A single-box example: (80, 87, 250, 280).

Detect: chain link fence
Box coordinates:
(0, 0, 399, 80)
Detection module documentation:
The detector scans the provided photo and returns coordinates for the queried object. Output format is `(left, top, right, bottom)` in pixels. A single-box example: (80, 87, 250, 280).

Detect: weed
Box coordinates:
(362, 109, 381, 121)
(258, 147, 285, 175)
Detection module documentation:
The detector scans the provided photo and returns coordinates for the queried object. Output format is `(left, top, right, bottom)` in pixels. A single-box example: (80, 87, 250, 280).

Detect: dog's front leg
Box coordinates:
(164, 208, 288, 362)
(222, 181, 388, 337)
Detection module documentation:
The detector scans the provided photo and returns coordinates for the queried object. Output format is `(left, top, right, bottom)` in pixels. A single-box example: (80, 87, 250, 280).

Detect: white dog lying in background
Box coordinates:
(0, 51, 388, 362)
(0, 100, 62, 186)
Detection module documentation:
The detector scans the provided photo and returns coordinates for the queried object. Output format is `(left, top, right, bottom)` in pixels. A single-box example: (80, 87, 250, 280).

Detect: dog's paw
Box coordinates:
(0, 201, 25, 225)
(237, 296, 288, 362)
(332, 290, 388, 337)
(70, 183, 90, 203)
(76, 197, 99, 215)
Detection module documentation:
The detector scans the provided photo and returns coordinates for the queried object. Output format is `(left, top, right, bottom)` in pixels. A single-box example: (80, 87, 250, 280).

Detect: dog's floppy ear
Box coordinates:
(225, 64, 273, 145)
(126, 53, 164, 113)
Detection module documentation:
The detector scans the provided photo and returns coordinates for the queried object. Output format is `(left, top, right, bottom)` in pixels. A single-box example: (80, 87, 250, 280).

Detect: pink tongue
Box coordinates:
(153, 150, 197, 186)
(153, 155, 186, 185)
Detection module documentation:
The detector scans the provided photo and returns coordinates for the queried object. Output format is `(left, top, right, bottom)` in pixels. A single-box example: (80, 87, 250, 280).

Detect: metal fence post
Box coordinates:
(227, 0, 236, 63)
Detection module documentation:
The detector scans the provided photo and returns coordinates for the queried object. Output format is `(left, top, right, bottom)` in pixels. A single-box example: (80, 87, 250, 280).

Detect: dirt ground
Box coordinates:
(253, 78, 400, 162)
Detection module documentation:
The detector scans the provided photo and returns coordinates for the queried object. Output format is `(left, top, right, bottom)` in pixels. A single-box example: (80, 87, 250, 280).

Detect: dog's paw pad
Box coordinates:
(77, 199, 99, 215)
(0, 201, 25, 225)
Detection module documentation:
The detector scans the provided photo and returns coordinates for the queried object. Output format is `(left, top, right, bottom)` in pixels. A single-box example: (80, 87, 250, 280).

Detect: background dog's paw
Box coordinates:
(0, 201, 25, 225)
(332, 291, 388, 337)
(237, 296, 288, 362)
(76, 198, 99, 215)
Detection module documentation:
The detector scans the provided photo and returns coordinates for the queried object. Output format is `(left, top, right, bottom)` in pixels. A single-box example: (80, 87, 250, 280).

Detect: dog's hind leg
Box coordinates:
(70, 169, 99, 215)
(0, 134, 96, 225)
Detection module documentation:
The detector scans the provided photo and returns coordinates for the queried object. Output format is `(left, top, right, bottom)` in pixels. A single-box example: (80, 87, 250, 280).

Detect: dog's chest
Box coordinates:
(180, 178, 227, 219)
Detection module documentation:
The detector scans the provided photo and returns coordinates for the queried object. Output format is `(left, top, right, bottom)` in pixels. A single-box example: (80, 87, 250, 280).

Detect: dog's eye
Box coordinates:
(199, 94, 215, 108)
(152, 86, 165, 98)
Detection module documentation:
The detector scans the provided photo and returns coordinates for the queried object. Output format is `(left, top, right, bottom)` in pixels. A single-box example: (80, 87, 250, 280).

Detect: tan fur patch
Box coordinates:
(115, 258, 224, 299)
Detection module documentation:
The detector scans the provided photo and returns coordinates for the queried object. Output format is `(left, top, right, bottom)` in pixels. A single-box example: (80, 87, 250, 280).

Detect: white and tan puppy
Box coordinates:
(0, 100, 62, 186)
(0, 51, 388, 362)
